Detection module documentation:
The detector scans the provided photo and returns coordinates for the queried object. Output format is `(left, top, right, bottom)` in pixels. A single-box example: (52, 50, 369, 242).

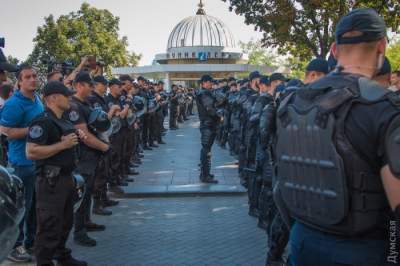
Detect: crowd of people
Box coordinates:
(195, 8, 400, 266)
(0, 53, 195, 265)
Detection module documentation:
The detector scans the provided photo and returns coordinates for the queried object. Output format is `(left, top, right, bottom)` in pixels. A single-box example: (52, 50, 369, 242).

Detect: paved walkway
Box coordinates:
(1, 115, 269, 266)
(121, 116, 245, 196)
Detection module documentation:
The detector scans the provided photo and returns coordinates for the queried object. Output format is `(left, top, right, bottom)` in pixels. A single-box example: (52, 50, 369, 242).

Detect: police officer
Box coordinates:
(65, 71, 109, 247)
(196, 75, 220, 183)
(104, 78, 129, 190)
(374, 57, 392, 88)
(169, 85, 179, 130)
(87, 75, 120, 215)
(226, 80, 240, 155)
(303, 58, 329, 85)
(26, 81, 87, 266)
(274, 8, 400, 265)
(239, 71, 260, 189)
(247, 76, 274, 219)
(154, 82, 166, 144)
(119, 75, 140, 176)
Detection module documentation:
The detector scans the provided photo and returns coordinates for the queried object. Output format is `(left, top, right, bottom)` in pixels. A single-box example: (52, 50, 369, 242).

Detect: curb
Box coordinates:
(111, 184, 247, 198)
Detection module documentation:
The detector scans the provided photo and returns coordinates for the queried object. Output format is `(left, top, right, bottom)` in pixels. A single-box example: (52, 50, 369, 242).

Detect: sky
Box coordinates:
(0, 0, 263, 66)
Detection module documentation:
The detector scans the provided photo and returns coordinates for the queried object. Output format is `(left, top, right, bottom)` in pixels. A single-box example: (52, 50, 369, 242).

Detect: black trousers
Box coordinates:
(142, 114, 150, 146)
(35, 173, 74, 265)
(199, 126, 216, 178)
(93, 155, 108, 202)
(110, 132, 124, 184)
(120, 127, 133, 175)
(169, 106, 178, 128)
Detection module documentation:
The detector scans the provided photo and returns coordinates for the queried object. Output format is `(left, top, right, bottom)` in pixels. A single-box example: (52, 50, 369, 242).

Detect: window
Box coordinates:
(184, 52, 189, 58)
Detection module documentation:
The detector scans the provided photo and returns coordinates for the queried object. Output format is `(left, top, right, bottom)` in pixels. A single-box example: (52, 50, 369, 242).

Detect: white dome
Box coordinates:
(167, 5, 236, 50)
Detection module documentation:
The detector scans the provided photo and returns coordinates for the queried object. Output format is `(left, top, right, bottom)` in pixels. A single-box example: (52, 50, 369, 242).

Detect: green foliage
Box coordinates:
(239, 40, 278, 68)
(28, 3, 141, 74)
(223, 0, 400, 60)
(387, 40, 400, 71)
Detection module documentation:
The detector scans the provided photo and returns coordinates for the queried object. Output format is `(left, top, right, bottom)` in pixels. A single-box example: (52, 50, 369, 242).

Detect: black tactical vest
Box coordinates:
(275, 73, 391, 236)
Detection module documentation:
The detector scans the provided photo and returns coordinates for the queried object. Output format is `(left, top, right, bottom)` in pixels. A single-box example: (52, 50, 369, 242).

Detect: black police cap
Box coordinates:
(119, 75, 134, 82)
(286, 78, 304, 88)
(249, 71, 261, 81)
(43, 81, 74, 97)
(259, 76, 270, 86)
(270, 73, 286, 82)
(109, 78, 122, 86)
(306, 58, 329, 74)
(74, 71, 93, 85)
(336, 8, 386, 45)
(200, 75, 213, 83)
(228, 77, 236, 82)
(376, 56, 391, 76)
(93, 75, 108, 85)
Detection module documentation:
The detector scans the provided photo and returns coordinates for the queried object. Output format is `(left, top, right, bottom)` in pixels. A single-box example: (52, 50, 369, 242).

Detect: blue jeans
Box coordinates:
(289, 222, 394, 266)
(13, 165, 36, 248)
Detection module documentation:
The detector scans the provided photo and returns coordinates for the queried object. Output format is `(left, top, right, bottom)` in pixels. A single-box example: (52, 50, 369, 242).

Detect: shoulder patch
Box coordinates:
(108, 102, 114, 108)
(29, 125, 43, 139)
(69, 110, 80, 122)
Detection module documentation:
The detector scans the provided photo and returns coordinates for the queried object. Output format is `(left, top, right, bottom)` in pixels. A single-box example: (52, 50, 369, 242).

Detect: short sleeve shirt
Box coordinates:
(27, 109, 77, 171)
(0, 90, 44, 166)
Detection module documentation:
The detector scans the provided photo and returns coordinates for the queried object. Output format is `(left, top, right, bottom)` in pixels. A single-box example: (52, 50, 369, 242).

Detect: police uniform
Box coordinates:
(169, 88, 179, 129)
(195, 75, 219, 183)
(87, 87, 113, 215)
(64, 74, 104, 246)
(247, 77, 274, 219)
(119, 88, 137, 177)
(238, 72, 260, 187)
(28, 81, 86, 266)
(274, 9, 400, 266)
(104, 89, 125, 188)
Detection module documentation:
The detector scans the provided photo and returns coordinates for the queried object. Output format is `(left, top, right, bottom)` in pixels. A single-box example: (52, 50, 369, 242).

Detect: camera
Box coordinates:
(0, 38, 4, 48)
(43, 59, 75, 76)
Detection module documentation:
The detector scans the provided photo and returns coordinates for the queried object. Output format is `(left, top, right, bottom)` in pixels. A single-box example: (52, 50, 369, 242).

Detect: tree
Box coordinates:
(239, 39, 279, 67)
(222, 0, 400, 61)
(387, 40, 400, 72)
(28, 3, 141, 76)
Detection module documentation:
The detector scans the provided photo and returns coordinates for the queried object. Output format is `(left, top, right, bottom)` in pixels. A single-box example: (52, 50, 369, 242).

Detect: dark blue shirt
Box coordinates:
(0, 90, 44, 166)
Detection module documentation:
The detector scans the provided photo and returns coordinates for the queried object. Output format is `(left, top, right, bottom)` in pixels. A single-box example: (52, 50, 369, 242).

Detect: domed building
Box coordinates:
(113, 0, 272, 88)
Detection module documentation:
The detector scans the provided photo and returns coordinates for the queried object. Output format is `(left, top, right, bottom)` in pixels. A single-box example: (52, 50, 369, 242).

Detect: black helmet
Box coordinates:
(88, 109, 111, 133)
(0, 166, 25, 262)
(132, 96, 145, 111)
(72, 173, 85, 212)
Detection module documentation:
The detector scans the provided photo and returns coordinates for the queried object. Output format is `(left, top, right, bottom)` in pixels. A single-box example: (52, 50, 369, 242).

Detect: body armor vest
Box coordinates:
(275, 74, 391, 236)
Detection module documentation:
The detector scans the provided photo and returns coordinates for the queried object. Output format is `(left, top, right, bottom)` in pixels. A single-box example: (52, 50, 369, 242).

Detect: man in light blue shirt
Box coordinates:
(0, 64, 44, 262)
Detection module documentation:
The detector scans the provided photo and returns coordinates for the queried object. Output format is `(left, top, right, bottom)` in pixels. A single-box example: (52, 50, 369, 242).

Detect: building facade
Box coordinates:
(112, 0, 273, 89)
